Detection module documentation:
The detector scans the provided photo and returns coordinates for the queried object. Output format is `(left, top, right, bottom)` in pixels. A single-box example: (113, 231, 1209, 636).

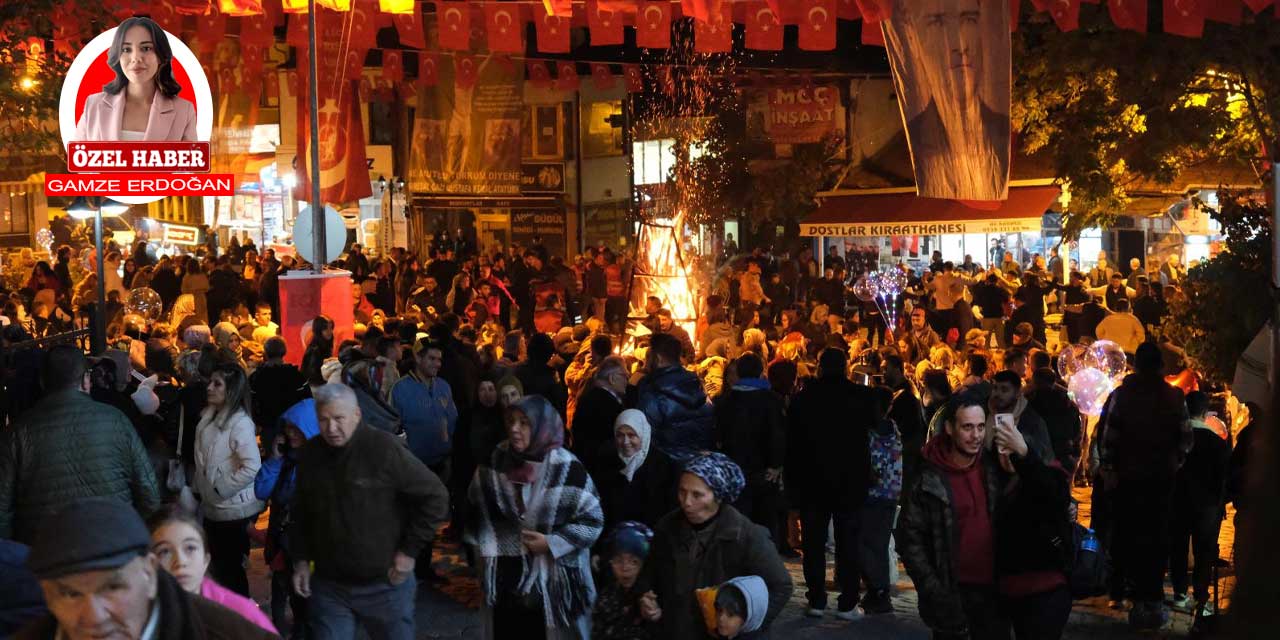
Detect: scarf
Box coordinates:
(614, 409, 652, 482)
(682, 452, 745, 503)
(497, 395, 565, 485)
(467, 446, 603, 629)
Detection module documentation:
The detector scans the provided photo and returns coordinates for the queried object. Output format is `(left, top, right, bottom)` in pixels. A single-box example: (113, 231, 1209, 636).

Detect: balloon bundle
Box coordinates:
(1058, 339, 1129, 416)
(853, 269, 908, 336)
(35, 228, 53, 254)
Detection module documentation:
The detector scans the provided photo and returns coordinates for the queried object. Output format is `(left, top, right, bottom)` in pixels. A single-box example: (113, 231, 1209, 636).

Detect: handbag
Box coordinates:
(166, 405, 187, 493)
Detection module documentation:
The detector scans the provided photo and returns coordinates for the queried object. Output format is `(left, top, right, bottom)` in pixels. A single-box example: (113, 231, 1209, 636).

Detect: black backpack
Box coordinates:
(1069, 524, 1112, 600)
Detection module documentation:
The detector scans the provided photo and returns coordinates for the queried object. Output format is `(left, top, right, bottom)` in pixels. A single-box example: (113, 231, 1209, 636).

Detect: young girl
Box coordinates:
(148, 505, 278, 634)
(709, 576, 769, 639)
(592, 522, 658, 640)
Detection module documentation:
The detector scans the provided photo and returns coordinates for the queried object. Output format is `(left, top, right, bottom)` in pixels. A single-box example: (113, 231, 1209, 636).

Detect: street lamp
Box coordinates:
(64, 197, 116, 354)
(66, 196, 94, 219)
(100, 199, 129, 217)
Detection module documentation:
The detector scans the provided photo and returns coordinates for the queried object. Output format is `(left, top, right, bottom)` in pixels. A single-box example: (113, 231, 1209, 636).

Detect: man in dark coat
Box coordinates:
(206, 258, 241, 324)
(148, 260, 182, 313)
(883, 353, 927, 491)
(714, 354, 787, 543)
(635, 333, 715, 462)
(514, 333, 568, 420)
(785, 347, 875, 617)
(1025, 368, 1083, 475)
(1168, 391, 1231, 615)
(570, 356, 628, 479)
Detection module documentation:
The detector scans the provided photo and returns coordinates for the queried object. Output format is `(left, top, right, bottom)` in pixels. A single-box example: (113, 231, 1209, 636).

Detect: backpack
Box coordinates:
(1068, 524, 1111, 600)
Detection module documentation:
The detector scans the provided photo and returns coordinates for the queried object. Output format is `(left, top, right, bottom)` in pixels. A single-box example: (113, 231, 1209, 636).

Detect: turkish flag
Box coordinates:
(1206, 0, 1243, 23)
(286, 69, 299, 96)
(196, 9, 227, 53)
(296, 79, 372, 204)
(437, 1, 472, 50)
(1243, 0, 1273, 13)
(455, 55, 479, 89)
(240, 14, 275, 46)
(148, 1, 183, 34)
(534, 5, 571, 53)
(349, 0, 379, 49)
(382, 50, 404, 82)
(218, 0, 262, 17)
(345, 48, 368, 81)
(637, 1, 672, 49)
(242, 49, 265, 100)
(1048, 0, 1081, 31)
(624, 64, 643, 92)
(799, 0, 837, 51)
(588, 0, 625, 46)
(1109, 0, 1147, 31)
(485, 3, 525, 53)
(1164, 0, 1207, 37)
(745, 2, 783, 51)
(528, 61, 552, 87)
(556, 61, 580, 90)
(682, 0, 720, 23)
(694, 4, 733, 52)
(394, 8, 426, 48)
(416, 52, 439, 86)
(591, 63, 615, 90)
(837, 0, 860, 19)
(854, 0, 890, 22)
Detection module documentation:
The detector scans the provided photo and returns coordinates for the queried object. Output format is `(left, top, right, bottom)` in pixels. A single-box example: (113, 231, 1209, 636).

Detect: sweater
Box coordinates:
(290, 425, 450, 583)
(388, 372, 458, 466)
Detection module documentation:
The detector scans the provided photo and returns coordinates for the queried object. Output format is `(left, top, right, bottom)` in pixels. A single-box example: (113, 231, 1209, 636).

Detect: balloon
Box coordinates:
(1068, 367, 1115, 417)
(35, 228, 53, 251)
(1056, 343, 1089, 381)
(1089, 339, 1128, 381)
(124, 287, 163, 323)
(853, 275, 876, 302)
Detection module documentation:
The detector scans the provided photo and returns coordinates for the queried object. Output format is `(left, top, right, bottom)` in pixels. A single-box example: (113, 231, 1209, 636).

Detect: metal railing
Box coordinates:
(3, 327, 92, 353)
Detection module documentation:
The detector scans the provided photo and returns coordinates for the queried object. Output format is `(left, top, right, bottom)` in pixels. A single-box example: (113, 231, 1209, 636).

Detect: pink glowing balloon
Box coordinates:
(1068, 367, 1115, 417)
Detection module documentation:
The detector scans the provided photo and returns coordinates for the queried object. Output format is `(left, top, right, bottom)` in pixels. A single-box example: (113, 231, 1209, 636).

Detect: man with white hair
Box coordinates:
(290, 384, 449, 640)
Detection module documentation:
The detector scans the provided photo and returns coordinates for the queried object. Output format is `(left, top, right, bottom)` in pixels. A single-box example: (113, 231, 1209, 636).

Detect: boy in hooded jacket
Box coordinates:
(711, 575, 770, 639)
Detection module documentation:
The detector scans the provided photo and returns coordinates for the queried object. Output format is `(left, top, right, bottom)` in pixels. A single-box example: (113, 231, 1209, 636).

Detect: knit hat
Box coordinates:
(607, 521, 654, 560)
(27, 498, 151, 579)
(682, 452, 746, 503)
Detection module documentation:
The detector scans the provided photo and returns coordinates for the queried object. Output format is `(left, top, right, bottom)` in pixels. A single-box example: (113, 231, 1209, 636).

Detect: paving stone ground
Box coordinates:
(246, 487, 1236, 639)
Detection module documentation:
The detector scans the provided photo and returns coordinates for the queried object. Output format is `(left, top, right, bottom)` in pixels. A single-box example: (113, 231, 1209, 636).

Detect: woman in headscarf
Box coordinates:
(465, 394, 604, 640)
(211, 321, 245, 369)
(643, 452, 793, 639)
(595, 409, 675, 531)
(170, 293, 197, 333)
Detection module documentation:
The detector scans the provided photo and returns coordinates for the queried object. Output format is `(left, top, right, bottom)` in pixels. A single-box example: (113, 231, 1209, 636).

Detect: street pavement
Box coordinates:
(246, 488, 1236, 639)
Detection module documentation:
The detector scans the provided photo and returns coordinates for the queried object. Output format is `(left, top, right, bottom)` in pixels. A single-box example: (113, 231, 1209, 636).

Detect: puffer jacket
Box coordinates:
(0, 389, 160, 544)
(636, 365, 715, 461)
(193, 407, 263, 522)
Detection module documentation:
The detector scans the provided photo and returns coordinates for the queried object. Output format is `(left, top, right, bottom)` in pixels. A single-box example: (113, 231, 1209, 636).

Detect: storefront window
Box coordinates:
(583, 100, 623, 157)
(1079, 228, 1103, 269)
(634, 139, 676, 185)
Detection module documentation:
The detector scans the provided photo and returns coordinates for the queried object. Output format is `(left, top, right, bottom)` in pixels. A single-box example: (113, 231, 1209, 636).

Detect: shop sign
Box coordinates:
(745, 83, 842, 145)
(800, 217, 1040, 237)
(521, 162, 565, 193)
(511, 208, 567, 258)
(162, 223, 200, 245)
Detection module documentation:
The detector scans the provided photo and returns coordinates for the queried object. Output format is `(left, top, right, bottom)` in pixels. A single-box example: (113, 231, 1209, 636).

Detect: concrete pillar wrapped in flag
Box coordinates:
(881, 0, 1012, 202)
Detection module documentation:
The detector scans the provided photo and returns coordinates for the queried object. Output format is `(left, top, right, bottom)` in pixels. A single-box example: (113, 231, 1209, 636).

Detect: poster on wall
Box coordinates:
(409, 55, 525, 195)
(510, 208, 567, 259)
(746, 83, 844, 145)
(882, 0, 1011, 202)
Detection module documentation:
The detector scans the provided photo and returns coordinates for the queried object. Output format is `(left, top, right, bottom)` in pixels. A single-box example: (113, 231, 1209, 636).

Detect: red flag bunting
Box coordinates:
(588, 0, 626, 46)
(456, 54, 479, 89)
(148, 1, 183, 34)
(416, 52, 439, 87)
(437, 1, 472, 50)
(556, 61, 581, 90)
(799, 0, 838, 50)
(349, 0, 378, 49)
(637, 1, 672, 49)
(837, 0, 860, 19)
(296, 79, 371, 204)
(682, 0, 717, 23)
(1206, 0, 1243, 24)
(528, 60, 552, 88)
(623, 64, 643, 93)
(591, 63, 615, 90)
(1109, 0, 1147, 31)
(241, 14, 275, 46)
(485, 3, 525, 53)
(1163, 0, 1207, 37)
(694, 3, 733, 52)
(197, 8, 227, 54)
(394, 8, 426, 48)
(534, 4, 572, 53)
(382, 50, 404, 82)
(745, 2, 784, 51)
(286, 69, 299, 96)
(344, 48, 368, 81)
(1048, 0, 1081, 31)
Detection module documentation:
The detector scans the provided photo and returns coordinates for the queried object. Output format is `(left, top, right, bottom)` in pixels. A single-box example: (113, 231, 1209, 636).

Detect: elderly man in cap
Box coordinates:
(0, 344, 159, 544)
(289, 383, 449, 640)
(15, 497, 274, 640)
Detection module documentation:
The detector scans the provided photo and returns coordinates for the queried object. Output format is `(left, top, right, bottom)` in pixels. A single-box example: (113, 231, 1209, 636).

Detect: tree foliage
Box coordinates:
(1162, 191, 1276, 384)
(1012, 8, 1279, 238)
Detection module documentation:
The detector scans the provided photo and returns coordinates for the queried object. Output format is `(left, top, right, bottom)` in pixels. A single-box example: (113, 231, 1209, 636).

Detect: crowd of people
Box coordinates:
(0, 232, 1256, 640)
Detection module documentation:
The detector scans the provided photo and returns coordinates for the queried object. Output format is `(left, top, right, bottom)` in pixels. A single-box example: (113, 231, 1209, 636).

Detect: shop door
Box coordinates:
(1116, 230, 1145, 272)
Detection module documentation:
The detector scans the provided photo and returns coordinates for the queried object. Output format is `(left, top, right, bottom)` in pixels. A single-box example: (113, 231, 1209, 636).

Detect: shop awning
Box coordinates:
(800, 186, 1062, 237)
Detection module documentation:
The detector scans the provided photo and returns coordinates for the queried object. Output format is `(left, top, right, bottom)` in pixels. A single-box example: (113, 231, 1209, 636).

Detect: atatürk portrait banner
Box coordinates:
(882, 0, 1012, 202)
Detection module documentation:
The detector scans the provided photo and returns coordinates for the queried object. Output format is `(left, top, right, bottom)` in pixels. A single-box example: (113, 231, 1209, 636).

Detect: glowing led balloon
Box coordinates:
(124, 287, 163, 323)
(1057, 343, 1089, 381)
(1089, 339, 1129, 381)
(35, 228, 53, 252)
(1068, 367, 1115, 417)
(853, 275, 877, 302)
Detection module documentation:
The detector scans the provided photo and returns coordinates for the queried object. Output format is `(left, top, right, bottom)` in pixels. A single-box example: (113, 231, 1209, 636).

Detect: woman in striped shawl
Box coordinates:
(466, 394, 604, 639)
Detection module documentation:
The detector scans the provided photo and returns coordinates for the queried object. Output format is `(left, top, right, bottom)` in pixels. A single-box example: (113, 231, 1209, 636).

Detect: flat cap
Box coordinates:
(27, 498, 151, 580)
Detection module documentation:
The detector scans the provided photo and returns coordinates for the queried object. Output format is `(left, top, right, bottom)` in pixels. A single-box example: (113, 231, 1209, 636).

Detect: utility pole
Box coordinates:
(307, 0, 325, 272)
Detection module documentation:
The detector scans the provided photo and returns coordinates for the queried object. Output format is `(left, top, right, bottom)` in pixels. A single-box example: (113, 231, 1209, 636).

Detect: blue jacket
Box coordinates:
(0, 539, 46, 636)
(254, 399, 320, 505)
(389, 372, 458, 466)
(636, 365, 715, 462)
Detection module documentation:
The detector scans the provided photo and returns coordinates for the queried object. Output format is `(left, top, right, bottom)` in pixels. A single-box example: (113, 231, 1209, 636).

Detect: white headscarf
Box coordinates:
(614, 409, 652, 482)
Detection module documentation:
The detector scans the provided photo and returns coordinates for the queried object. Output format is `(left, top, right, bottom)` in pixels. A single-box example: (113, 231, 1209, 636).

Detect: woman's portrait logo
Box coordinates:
(59, 17, 213, 147)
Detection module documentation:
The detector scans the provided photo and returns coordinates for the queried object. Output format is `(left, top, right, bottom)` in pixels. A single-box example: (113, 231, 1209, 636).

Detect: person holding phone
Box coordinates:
(987, 371, 1056, 465)
(74, 17, 197, 142)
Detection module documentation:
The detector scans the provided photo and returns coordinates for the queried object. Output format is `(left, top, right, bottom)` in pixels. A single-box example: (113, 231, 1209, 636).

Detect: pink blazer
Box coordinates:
(74, 90, 197, 142)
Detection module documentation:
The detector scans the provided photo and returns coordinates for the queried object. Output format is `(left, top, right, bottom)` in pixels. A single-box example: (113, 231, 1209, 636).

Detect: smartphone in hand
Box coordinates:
(994, 413, 1015, 455)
